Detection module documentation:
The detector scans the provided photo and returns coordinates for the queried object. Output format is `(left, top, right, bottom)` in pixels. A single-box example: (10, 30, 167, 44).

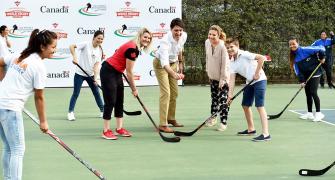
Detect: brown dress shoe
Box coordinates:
(158, 125, 174, 133)
(167, 120, 184, 127)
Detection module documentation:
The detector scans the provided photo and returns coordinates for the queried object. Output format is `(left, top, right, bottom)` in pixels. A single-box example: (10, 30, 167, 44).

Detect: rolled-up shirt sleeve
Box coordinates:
(157, 40, 170, 68)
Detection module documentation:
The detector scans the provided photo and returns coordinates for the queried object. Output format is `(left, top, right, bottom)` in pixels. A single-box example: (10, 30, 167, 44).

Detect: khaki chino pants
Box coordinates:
(153, 58, 178, 126)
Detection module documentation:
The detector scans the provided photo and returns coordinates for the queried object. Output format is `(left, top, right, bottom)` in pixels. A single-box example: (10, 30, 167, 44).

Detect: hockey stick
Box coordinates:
(74, 62, 141, 116)
(174, 80, 254, 137)
(268, 63, 322, 120)
(23, 108, 106, 180)
(122, 73, 180, 143)
(299, 160, 335, 176)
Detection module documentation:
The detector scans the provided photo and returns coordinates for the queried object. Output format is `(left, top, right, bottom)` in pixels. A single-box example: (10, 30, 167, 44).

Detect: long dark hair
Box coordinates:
(19, 29, 57, 62)
(288, 37, 298, 71)
(93, 30, 104, 60)
(93, 30, 104, 39)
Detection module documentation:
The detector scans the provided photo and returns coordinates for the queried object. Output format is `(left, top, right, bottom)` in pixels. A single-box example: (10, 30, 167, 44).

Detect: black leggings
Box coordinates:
(210, 80, 229, 125)
(304, 76, 321, 112)
(100, 62, 124, 120)
(320, 56, 333, 85)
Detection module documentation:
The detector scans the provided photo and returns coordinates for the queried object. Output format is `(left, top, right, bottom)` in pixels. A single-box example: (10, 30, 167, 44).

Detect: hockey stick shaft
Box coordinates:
(23, 109, 106, 180)
(122, 73, 180, 143)
(75, 63, 141, 116)
(268, 63, 322, 120)
(174, 80, 254, 136)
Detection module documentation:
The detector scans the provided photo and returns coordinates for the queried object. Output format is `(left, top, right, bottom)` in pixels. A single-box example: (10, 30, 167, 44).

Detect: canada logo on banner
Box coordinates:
(148, 5, 177, 14)
(78, 3, 106, 16)
(8, 24, 33, 38)
(152, 23, 169, 39)
(114, 24, 140, 38)
(5, 1, 30, 18)
(116, 1, 140, 18)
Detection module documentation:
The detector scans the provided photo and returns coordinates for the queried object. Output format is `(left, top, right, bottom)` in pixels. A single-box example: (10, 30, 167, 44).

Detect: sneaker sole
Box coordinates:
(115, 133, 132, 137)
(101, 135, 118, 140)
(252, 138, 271, 142)
(237, 133, 256, 136)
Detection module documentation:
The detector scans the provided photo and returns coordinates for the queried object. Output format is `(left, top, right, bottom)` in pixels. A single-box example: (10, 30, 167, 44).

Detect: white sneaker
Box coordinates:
(313, 112, 325, 122)
(99, 112, 103, 118)
(216, 123, 227, 131)
(205, 117, 217, 127)
(67, 112, 75, 121)
(299, 112, 314, 120)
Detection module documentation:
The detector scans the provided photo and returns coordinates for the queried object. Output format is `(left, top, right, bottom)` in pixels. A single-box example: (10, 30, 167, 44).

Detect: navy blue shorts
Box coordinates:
(242, 80, 267, 107)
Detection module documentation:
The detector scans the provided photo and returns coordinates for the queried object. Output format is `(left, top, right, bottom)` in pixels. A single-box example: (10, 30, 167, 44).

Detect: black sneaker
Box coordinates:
(237, 129, 256, 136)
(320, 84, 325, 88)
(252, 134, 271, 142)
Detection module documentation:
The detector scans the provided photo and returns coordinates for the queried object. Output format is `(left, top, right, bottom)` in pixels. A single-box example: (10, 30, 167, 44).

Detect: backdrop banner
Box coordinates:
(1, 0, 181, 87)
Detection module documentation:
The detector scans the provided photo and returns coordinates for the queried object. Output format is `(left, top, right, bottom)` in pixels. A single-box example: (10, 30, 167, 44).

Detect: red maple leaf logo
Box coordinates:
(130, 52, 137, 58)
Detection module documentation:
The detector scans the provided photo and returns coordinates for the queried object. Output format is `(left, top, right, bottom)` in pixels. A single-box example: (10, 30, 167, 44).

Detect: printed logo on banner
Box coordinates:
(8, 24, 33, 38)
(5, 1, 30, 18)
(51, 23, 68, 39)
(78, 3, 106, 16)
(152, 23, 169, 39)
(49, 48, 71, 60)
(40, 5, 69, 13)
(149, 50, 157, 58)
(116, 1, 140, 18)
(114, 24, 141, 38)
(149, 70, 156, 77)
(77, 27, 106, 35)
(47, 71, 70, 79)
(148, 5, 176, 14)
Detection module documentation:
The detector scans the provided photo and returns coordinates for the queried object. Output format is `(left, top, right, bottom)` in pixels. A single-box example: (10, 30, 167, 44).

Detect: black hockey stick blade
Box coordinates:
(174, 120, 207, 136)
(122, 73, 180, 143)
(75, 63, 142, 116)
(159, 132, 181, 142)
(299, 161, 335, 176)
(123, 110, 142, 116)
(174, 80, 255, 137)
(268, 63, 322, 120)
(267, 110, 284, 120)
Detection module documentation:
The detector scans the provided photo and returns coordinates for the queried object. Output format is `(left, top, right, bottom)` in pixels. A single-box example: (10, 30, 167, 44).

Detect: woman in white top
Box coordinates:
(0, 25, 11, 58)
(67, 30, 104, 121)
(0, 29, 57, 180)
(205, 25, 230, 131)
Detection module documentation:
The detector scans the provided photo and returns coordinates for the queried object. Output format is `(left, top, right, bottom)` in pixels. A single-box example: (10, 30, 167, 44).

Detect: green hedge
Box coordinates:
(182, 0, 335, 84)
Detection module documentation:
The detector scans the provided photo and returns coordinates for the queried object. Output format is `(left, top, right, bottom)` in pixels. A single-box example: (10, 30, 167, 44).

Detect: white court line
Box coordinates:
(289, 109, 335, 126)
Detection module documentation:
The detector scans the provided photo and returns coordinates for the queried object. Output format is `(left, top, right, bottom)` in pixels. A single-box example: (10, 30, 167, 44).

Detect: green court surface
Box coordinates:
(1, 84, 334, 180)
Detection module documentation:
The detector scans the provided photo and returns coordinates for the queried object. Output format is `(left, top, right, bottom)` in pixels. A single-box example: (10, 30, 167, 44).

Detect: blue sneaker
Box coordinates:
(252, 134, 271, 142)
(237, 129, 256, 136)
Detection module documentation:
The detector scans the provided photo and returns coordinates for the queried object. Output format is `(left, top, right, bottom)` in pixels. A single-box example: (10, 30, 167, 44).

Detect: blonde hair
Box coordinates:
(134, 27, 153, 53)
(209, 25, 226, 41)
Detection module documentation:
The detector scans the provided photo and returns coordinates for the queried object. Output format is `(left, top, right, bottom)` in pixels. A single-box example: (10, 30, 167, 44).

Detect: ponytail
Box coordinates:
(19, 29, 57, 62)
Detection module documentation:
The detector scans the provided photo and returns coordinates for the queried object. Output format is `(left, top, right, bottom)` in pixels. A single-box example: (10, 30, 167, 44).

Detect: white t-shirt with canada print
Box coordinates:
(0, 53, 46, 111)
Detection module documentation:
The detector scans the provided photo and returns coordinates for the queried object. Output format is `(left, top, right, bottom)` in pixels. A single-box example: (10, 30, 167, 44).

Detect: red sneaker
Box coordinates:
(115, 128, 132, 137)
(102, 129, 118, 140)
